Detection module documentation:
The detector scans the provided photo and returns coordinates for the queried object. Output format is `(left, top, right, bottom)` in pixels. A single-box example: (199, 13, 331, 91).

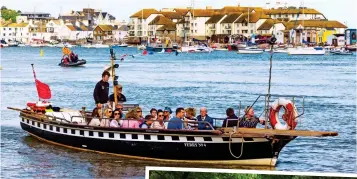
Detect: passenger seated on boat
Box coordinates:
(73, 54, 79, 63)
(121, 109, 140, 128)
(196, 107, 214, 130)
(63, 57, 70, 64)
(222, 108, 239, 127)
(150, 108, 158, 120)
(100, 107, 112, 127)
(110, 109, 123, 128)
(115, 104, 126, 119)
(184, 108, 197, 130)
(88, 108, 102, 126)
(238, 106, 265, 128)
(163, 107, 172, 121)
(136, 106, 144, 122)
(109, 84, 127, 106)
(140, 115, 154, 129)
(150, 111, 166, 129)
(167, 108, 186, 130)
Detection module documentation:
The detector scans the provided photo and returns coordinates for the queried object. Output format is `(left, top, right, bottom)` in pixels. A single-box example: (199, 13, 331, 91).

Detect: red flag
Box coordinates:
(35, 79, 51, 100)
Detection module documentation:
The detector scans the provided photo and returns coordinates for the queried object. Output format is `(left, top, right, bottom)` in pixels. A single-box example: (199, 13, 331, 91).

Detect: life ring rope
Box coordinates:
(269, 98, 298, 130)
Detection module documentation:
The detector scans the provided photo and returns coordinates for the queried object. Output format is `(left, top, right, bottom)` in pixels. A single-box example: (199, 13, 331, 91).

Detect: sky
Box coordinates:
(2, 0, 357, 28)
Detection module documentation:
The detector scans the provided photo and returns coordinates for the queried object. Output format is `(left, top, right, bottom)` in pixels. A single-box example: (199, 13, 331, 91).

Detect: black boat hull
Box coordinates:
(146, 46, 176, 52)
(20, 116, 294, 166)
(59, 59, 86, 67)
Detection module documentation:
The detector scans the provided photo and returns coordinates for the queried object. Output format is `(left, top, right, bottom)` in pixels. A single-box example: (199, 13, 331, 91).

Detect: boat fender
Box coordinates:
(269, 98, 298, 130)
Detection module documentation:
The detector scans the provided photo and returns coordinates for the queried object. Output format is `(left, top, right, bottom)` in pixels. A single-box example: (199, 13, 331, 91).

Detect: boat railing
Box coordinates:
(247, 94, 305, 126)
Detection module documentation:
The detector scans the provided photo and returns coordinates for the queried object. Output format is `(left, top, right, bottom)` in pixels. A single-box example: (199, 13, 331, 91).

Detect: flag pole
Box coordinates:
(31, 64, 40, 101)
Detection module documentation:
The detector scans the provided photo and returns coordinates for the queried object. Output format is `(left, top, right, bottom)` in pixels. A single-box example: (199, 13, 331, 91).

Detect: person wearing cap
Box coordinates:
(109, 84, 127, 107)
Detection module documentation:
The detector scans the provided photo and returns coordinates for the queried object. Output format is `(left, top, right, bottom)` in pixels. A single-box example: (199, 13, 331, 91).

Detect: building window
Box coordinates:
(3, 28, 5, 30)
(251, 30, 253, 34)
(292, 14, 295, 18)
(9, 28, 12, 30)
(195, 30, 197, 33)
(3, 33, 5, 36)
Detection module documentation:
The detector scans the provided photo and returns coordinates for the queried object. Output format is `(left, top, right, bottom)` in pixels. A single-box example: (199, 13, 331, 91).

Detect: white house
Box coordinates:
(129, 9, 160, 37)
(220, 13, 242, 35)
(205, 14, 226, 36)
(264, 7, 326, 21)
(257, 19, 286, 35)
(94, 11, 116, 25)
(0, 22, 30, 43)
(234, 11, 270, 37)
(113, 25, 129, 42)
(148, 15, 175, 38)
(57, 23, 90, 41)
(184, 9, 215, 40)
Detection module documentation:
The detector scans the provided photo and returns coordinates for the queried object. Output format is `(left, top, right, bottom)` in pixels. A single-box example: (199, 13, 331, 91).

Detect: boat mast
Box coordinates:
(192, 0, 194, 42)
(247, 7, 249, 44)
(109, 46, 118, 106)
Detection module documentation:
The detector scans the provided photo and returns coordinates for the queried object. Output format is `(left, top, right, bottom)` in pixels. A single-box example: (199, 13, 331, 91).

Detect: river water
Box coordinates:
(1, 47, 356, 178)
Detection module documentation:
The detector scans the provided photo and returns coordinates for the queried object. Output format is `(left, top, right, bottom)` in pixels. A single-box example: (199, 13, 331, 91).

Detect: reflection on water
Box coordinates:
(1, 47, 356, 178)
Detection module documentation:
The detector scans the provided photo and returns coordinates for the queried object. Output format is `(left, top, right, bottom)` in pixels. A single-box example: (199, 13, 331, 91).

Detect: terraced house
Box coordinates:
(0, 22, 30, 42)
(124, 4, 348, 44)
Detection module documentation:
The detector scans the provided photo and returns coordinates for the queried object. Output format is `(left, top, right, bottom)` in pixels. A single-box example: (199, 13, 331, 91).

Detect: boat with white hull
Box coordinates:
(288, 47, 325, 55)
(237, 47, 264, 54)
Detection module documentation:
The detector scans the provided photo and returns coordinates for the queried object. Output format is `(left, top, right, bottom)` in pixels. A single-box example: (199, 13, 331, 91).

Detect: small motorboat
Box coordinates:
(8, 41, 19, 47)
(273, 48, 288, 53)
(59, 60, 86, 67)
(330, 48, 354, 55)
(288, 47, 326, 55)
(92, 44, 109, 48)
(237, 47, 264, 54)
(118, 43, 128, 47)
(59, 53, 86, 67)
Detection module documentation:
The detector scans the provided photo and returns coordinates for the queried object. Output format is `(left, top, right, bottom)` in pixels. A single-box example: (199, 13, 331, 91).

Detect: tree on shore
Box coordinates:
(1, 6, 20, 22)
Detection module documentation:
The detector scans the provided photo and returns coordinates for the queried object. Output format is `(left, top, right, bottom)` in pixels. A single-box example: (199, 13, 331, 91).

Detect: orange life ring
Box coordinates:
(269, 98, 298, 130)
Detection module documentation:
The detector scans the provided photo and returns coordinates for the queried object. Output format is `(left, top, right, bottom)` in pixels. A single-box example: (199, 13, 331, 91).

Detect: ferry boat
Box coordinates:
(8, 45, 338, 167)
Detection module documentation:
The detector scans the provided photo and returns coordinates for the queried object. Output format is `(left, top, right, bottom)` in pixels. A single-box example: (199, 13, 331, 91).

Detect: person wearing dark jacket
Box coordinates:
(93, 71, 110, 108)
(222, 107, 239, 127)
(109, 84, 127, 106)
(196, 107, 214, 130)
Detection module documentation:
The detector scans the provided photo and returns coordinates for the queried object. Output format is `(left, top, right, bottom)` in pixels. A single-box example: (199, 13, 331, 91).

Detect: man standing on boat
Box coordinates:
(93, 71, 110, 109)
